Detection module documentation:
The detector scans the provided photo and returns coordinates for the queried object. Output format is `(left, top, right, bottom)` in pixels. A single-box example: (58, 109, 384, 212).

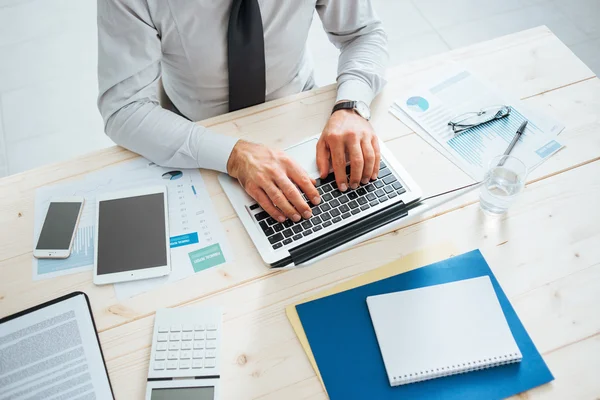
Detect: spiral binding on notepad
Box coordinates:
(391, 352, 522, 386)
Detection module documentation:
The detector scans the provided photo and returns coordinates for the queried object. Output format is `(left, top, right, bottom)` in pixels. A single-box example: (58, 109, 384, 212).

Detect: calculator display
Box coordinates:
(151, 386, 214, 400)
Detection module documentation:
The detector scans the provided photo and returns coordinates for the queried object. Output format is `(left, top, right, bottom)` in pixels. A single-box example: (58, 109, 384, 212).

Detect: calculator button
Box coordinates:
(182, 332, 194, 341)
(157, 333, 168, 342)
(157, 342, 168, 351)
(167, 361, 178, 370)
(205, 350, 216, 359)
(205, 359, 216, 368)
(181, 342, 192, 350)
(158, 326, 169, 333)
(194, 324, 205, 331)
(169, 333, 181, 341)
(155, 351, 166, 361)
(180, 351, 191, 360)
(170, 325, 182, 332)
(182, 324, 193, 332)
(207, 323, 218, 331)
(168, 351, 179, 360)
(206, 331, 217, 340)
(192, 359, 203, 369)
(206, 340, 217, 349)
(168, 342, 180, 351)
(194, 332, 205, 340)
(179, 360, 191, 369)
(193, 341, 205, 349)
(154, 361, 165, 370)
(193, 350, 204, 359)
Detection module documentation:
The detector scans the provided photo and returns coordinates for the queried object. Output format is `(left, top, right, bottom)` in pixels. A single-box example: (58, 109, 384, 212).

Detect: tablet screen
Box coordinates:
(97, 193, 167, 275)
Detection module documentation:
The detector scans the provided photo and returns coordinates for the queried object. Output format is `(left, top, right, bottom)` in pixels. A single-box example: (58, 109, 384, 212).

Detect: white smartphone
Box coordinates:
(93, 186, 171, 285)
(33, 197, 85, 259)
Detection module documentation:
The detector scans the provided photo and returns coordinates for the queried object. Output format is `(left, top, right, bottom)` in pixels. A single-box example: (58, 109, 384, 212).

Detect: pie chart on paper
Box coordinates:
(162, 170, 183, 180)
(406, 96, 430, 112)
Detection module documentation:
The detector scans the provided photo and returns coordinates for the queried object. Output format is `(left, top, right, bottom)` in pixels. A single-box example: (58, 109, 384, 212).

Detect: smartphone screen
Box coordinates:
(36, 202, 83, 250)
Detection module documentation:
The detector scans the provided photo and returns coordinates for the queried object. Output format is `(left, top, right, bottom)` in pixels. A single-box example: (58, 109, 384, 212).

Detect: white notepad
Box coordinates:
(366, 276, 522, 386)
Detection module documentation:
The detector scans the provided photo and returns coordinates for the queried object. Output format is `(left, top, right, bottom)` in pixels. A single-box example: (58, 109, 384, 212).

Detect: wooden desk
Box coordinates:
(1, 26, 599, 399)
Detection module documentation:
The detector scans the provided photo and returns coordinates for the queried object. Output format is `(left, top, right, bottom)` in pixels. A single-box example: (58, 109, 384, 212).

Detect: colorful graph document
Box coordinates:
(32, 158, 233, 299)
(390, 66, 564, 181)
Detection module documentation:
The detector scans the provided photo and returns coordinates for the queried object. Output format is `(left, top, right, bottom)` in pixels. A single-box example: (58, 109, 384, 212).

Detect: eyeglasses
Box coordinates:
(448, 105, 511, 134)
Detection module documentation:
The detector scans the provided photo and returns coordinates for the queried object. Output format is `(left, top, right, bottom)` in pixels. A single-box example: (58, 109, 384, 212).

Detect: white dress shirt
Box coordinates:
(97, 0, 388, 173)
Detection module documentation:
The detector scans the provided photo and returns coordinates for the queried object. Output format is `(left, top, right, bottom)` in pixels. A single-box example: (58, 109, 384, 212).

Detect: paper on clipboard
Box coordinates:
(0, 293, 114, 398)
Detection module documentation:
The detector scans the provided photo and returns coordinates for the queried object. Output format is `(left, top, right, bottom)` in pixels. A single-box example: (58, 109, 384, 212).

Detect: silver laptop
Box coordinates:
(219, 136, 422, 267)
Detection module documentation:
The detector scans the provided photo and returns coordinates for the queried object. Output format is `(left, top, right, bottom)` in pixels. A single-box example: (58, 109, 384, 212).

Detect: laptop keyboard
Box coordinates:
(252, 161, 407, 250)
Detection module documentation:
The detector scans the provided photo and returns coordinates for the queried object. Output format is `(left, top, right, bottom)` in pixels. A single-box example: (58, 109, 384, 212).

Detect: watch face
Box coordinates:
(355, 101, 371, 120)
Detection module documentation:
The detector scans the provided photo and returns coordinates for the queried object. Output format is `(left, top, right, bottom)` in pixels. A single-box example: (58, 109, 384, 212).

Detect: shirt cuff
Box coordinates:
(336, 79, 376, 106)
(194, 128, 239, 173)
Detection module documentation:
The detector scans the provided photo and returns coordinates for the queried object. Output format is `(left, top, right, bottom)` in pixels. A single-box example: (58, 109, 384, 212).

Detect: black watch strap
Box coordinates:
(331, 101, 357, 115)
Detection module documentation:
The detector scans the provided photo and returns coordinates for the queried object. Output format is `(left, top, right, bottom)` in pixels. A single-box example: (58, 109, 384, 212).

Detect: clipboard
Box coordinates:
(0, 292, 115, 399)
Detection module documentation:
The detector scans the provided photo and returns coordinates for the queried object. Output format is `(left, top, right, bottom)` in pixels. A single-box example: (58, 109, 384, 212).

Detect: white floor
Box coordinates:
(0, 0, 598, 178)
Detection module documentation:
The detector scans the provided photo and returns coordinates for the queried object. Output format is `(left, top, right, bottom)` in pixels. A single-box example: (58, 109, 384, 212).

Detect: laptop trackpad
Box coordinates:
(285, 138, 320, 178)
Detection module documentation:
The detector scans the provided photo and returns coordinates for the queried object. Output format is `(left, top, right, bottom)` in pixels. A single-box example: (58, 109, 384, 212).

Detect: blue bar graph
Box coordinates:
(446, 109, 535, 168)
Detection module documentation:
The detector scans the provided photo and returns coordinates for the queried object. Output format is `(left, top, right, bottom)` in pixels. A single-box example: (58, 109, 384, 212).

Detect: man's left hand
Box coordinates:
(317, 109, 380, 191)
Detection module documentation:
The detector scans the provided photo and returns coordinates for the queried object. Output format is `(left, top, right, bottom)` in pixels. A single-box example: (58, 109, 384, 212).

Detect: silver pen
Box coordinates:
(498, 120, 527, 166)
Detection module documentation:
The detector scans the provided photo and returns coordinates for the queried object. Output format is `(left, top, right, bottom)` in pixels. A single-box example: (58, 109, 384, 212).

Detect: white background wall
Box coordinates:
(0, 0, 598, 178)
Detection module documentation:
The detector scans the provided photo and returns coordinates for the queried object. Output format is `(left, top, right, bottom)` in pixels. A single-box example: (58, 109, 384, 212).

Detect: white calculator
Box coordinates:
(145, 307, 221, 400)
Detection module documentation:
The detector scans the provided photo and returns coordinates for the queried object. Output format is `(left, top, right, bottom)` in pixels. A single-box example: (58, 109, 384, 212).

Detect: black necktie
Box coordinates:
(227, 0, 266, 112)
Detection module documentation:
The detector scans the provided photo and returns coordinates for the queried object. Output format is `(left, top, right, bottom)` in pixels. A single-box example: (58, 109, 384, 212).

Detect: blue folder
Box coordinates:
(296, 250, 553, 400)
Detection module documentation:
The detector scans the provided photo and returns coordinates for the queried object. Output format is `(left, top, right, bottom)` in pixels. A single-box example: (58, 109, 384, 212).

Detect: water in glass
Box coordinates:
(479, 156, 526, 215)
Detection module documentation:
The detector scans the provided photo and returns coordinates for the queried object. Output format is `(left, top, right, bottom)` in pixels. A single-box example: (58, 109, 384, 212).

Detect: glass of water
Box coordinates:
(479, 155, 527, 215)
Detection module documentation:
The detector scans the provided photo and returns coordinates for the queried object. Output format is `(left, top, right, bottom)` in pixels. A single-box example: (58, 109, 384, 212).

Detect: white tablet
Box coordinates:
(93, 186, 171, 285)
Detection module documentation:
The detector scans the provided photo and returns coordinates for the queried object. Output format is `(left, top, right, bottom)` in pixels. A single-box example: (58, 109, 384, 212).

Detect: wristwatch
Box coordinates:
(331, 100, 371, 121)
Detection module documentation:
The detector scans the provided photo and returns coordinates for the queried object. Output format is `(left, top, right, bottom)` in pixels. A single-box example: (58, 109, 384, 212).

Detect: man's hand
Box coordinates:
(227, 140, 321, 223)
(317, 108, 381, 191)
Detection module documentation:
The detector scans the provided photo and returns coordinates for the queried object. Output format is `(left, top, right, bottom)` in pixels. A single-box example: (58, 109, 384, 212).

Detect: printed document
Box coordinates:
(390, 66, 564, 181)
(0, 294, 113, 399)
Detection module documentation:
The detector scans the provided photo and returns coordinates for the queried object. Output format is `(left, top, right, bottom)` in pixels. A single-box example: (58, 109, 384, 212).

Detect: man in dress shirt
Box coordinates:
(97, 0, 388, 223)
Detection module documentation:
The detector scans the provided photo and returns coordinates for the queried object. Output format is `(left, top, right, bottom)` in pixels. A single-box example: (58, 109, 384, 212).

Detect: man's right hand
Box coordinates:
(227, 140, 321, 223)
